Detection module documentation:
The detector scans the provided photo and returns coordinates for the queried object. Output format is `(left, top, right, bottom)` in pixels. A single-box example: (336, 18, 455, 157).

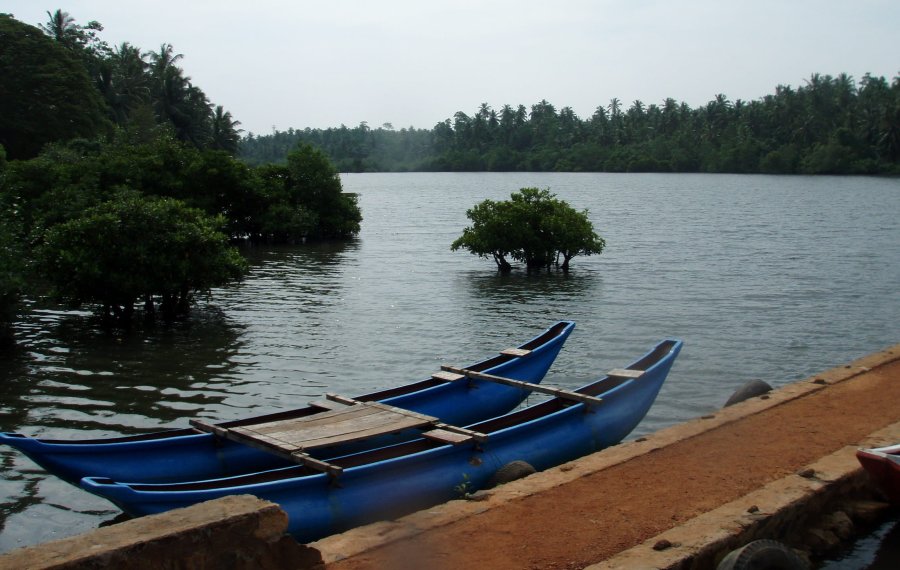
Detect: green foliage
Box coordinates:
(454, 473, 473, 498)
(1, 131, 359, 326)
(452, 188, 604, 272)
(281, 144, 362, 240)
(246, 144, 362, 242)
(0, 14, 111, 159)
(0, 14, 360, 330)
(37, 194, 248, 322)
(3, 133, 360, 245)
(0, 187, 23, 346)
(1, 12, 241, 158)
(451, 199, 516, 272)
(240, 123, 433, 171)
(241, 73, 900, 175)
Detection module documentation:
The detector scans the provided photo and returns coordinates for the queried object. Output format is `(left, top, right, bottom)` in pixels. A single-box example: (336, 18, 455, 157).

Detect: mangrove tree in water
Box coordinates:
(38, 194, 248, 323)
(452, 188, 605, 273)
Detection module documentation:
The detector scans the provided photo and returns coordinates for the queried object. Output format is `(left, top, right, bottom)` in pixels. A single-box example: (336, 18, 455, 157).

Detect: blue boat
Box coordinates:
(81, 338, 681, 543)
(1, 321, 574, 485)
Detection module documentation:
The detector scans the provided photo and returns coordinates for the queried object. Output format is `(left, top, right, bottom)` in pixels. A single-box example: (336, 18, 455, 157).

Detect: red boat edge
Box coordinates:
(856, 444, 900, 504)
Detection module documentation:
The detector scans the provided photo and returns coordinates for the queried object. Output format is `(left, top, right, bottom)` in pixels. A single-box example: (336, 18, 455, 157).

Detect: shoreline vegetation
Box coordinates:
(241, 78, 900, 175)
(0, 11, 361, 331)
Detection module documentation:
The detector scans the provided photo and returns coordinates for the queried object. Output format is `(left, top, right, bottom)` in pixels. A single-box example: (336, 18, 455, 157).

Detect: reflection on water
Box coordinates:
(5, 303, 245, 435)
(1, 172, 899, 552)
(462, 268, 599, 303)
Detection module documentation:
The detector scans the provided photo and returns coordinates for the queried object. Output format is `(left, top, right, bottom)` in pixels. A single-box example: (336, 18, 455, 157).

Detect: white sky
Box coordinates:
(5, 1, 899, 135)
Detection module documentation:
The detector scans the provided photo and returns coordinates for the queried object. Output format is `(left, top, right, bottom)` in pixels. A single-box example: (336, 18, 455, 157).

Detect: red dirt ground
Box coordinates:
(326, 358, 900, 570)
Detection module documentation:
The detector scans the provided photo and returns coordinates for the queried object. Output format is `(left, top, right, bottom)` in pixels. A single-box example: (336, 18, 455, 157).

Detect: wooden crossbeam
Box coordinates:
(325, 393, 361, 406)
(432, 370, 466, 382)
(607, 368, 645, 379)
(422, 429, 474, 445)
(432, 422, 488, 443)
(500, 347, 532, 357)
(189, 419, 228, 438)
(441, 366, 604, 407)
(290, 451, 343, 477)
(308, 399, 351, 411)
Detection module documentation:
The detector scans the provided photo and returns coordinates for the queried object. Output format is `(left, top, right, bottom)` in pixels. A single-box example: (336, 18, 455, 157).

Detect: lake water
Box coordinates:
(1, 172, 899, 553)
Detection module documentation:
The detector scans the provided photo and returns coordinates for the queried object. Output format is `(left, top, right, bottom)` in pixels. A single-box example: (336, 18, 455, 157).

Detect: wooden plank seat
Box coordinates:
(500, 347, 532, 357)
(422, 423, 488, 445)
(441, 366, 605, 407)
(431, 370, 466, 382)
(607, 368, 645, 379)
(190, 395, 487, 477)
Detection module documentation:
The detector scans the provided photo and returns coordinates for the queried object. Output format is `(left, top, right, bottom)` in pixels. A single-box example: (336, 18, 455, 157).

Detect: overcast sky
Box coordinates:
(6, 1, 899, 135)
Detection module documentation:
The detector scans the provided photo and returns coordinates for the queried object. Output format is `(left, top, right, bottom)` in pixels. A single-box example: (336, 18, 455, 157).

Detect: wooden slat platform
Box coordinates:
(191, 399, 488, 477)
(227, 402, 439, 454)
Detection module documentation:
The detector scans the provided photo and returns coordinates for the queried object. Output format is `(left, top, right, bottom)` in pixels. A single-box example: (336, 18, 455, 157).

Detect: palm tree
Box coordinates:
(100, 42, 150, 124)
(661, 98, 679, 135)
(607, 98, 621, 117)
(149, 43, 184, 77)
(147, 44, 214, 146)
(608, 98, 623, 144)
(39, 9, 77, 45)
(211, 106, 243, 155)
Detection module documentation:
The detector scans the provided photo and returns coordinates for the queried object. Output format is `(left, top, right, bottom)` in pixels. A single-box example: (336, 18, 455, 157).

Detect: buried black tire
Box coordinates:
(717, 539, 808, 570)
(724, 379, 773, 407)
(486, 460, 536, 488)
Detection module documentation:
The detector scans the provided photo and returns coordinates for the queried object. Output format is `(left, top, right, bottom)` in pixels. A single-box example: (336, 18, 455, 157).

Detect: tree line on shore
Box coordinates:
(241, 73, 900, 175)
(0, 12, 361, 341)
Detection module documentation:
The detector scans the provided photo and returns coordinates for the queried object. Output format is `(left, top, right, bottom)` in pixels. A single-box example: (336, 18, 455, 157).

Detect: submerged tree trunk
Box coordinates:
(493, 253, 512, 273)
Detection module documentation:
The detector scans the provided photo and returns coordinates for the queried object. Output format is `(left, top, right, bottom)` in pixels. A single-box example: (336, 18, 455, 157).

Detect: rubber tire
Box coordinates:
(724, 379, 773, 407)
(486, 460, 536, 488)
(717, 539, 808, 570)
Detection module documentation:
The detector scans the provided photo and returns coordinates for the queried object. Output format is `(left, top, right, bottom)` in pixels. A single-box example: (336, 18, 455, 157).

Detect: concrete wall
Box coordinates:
(0, 495, 320, 570)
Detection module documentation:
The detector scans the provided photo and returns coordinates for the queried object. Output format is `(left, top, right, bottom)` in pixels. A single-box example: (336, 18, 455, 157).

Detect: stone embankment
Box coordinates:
(2, 343, 898, 569)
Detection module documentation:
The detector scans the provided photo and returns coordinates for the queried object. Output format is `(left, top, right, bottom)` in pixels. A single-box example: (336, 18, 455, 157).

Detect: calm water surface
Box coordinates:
(1, 173, 899, 552)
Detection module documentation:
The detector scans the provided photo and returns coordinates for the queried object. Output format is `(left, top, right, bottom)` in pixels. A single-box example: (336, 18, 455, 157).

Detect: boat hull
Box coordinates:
(857, 444, 900, 504)
(2, 321, 574, 485)
(82, 339, 681, 543)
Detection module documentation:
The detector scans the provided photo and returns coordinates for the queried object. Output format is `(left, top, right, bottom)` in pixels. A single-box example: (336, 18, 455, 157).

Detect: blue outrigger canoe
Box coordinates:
(81, 338, 682, 543)
(1, 321, 574, 485)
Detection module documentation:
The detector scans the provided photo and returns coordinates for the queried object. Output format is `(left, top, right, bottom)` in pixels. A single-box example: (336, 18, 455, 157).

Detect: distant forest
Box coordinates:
(240, 73, 900, 175)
